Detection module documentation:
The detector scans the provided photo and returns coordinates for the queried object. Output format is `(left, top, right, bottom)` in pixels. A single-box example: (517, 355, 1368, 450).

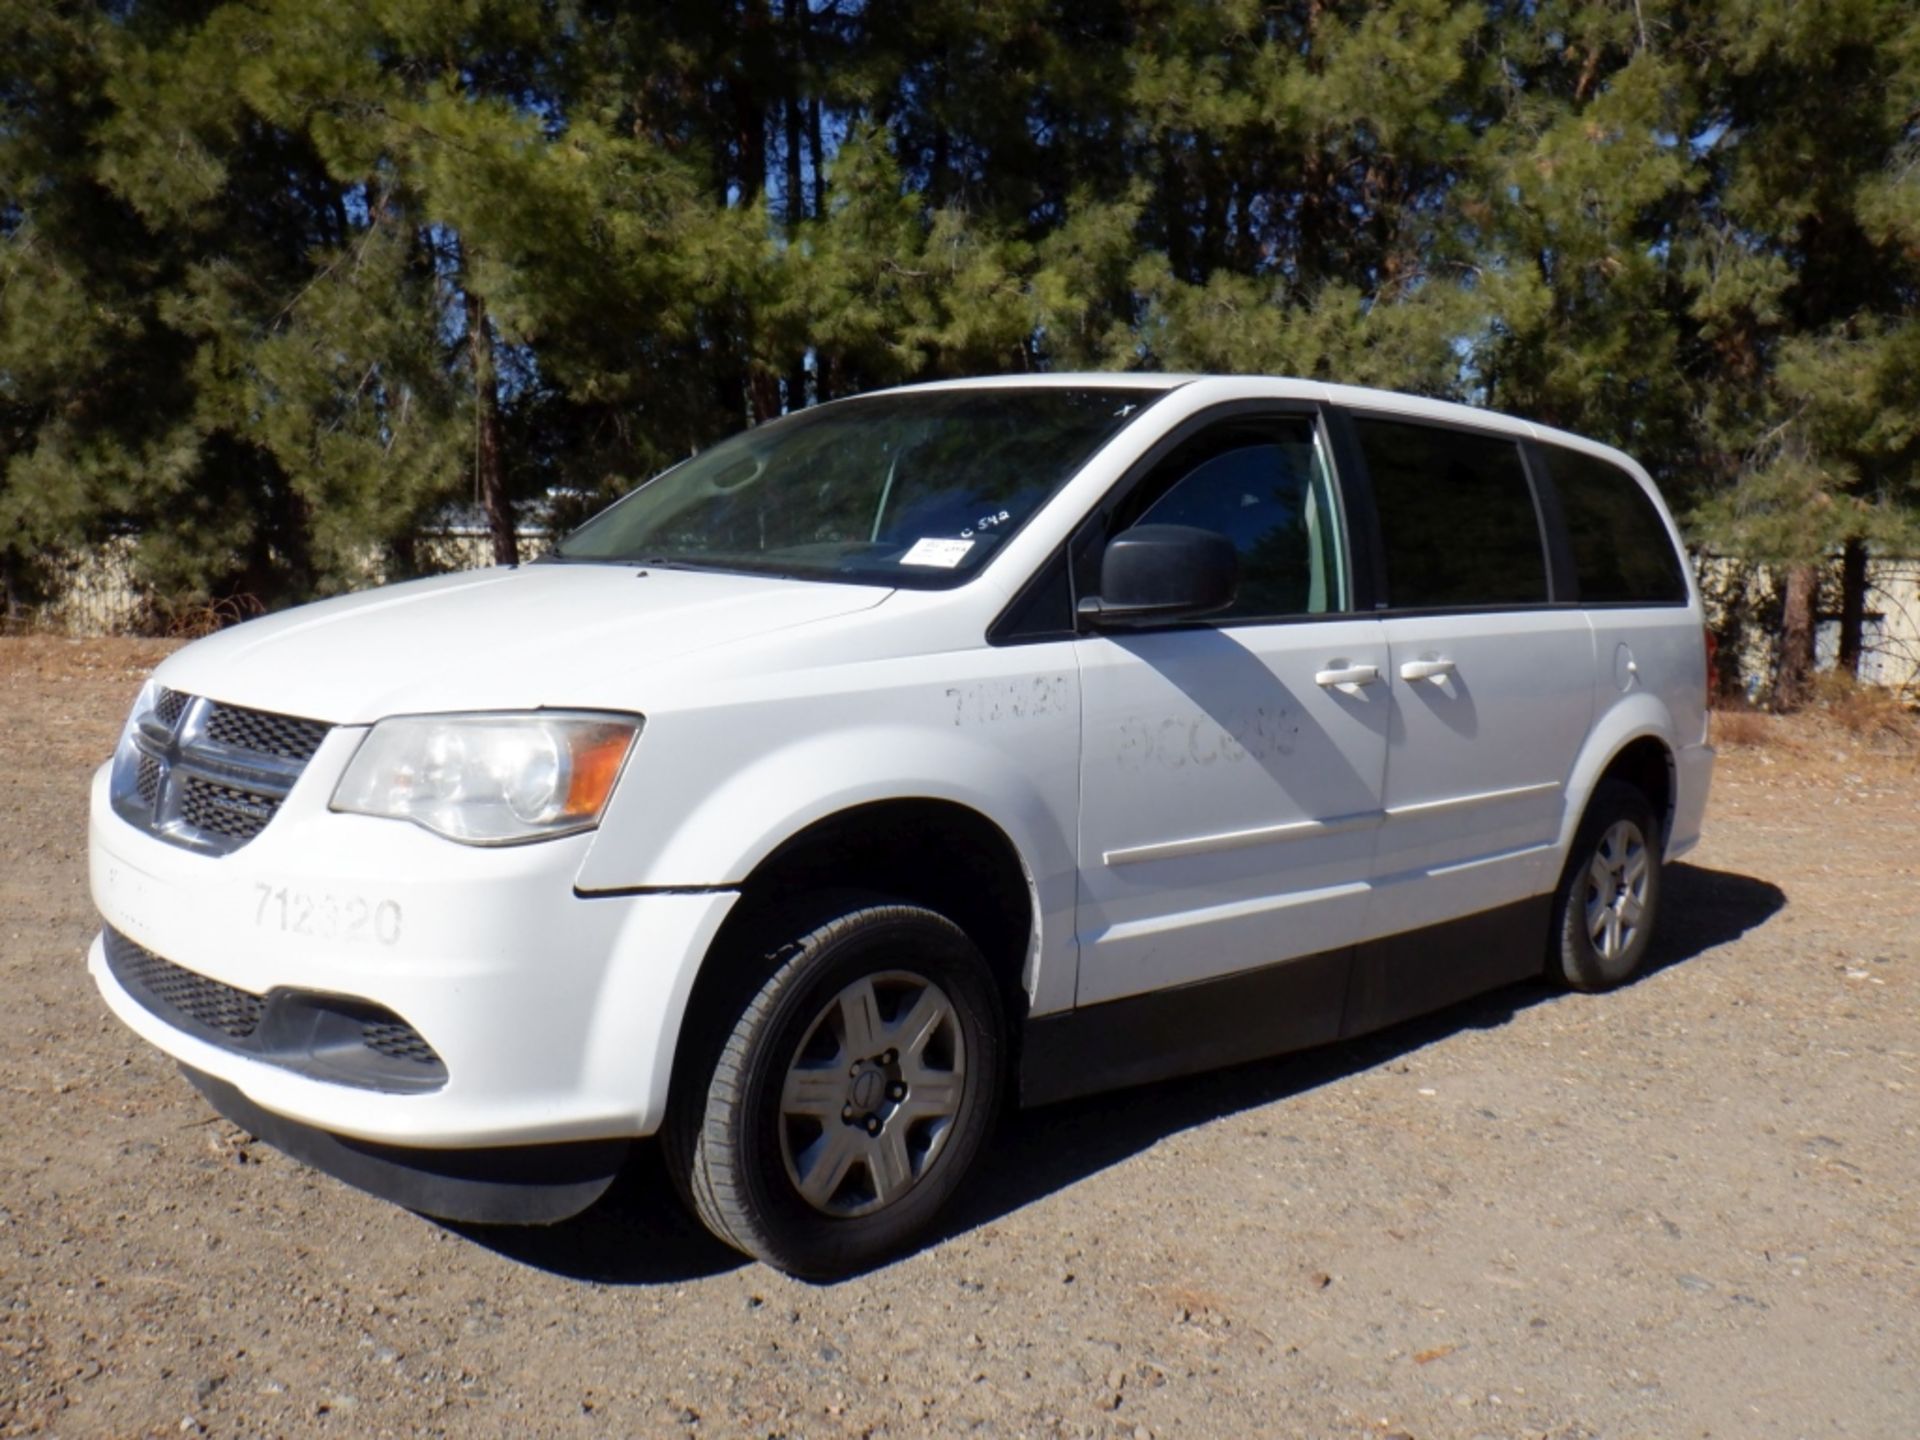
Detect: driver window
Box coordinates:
(1127, 417, 1347, 620)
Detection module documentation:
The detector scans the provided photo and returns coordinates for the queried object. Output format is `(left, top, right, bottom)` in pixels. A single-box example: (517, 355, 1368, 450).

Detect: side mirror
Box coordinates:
(1078, 523, 1238, 627)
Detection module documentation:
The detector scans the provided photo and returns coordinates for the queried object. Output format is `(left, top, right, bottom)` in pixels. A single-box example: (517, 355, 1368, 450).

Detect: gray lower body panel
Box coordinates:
(1020, 896, 1550, 1108)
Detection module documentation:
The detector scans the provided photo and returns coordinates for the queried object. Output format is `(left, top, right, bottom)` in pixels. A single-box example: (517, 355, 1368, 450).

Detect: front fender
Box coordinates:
(578, 670, 1084, 1016)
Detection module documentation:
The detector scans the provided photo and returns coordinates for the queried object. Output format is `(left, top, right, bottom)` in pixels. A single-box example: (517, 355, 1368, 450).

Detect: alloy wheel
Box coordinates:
(1585, 819, 1649, 962)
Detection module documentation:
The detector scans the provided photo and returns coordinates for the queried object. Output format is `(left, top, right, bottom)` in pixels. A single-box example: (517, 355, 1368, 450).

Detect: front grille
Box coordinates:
(104, 929, 264, 1040)
(110, 688, 332, 855)
(179, 776, 277, 842)
(135, 754, 162, 807)
(205, 703, 329, 762)
(102, 927, 447, 1094)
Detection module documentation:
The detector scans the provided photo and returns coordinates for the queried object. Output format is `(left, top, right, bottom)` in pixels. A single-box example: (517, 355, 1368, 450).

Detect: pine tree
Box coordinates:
(2, 0, 1913, 701)
(1667, 0, 1920, 702)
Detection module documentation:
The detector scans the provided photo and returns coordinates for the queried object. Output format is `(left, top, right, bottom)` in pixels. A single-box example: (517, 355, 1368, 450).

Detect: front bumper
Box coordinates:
(182, 1065, 630, 1223)
(88, 752, 737, 1148)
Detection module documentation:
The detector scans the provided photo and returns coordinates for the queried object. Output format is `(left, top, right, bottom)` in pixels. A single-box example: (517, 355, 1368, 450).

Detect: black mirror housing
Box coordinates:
(1079, 523, 1238, 626)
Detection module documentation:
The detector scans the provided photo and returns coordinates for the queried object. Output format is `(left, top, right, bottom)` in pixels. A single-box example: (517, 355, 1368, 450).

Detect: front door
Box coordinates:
(1073, 411, 1389, 1012)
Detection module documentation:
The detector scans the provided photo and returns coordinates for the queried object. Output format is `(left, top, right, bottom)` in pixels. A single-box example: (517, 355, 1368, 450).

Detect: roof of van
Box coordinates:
(875, 372, 1642, 473)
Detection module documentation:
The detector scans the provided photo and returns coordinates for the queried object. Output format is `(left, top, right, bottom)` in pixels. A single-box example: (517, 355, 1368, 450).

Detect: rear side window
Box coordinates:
(1546, 447, 1689, 604)
(1354, 418, 1547, 608)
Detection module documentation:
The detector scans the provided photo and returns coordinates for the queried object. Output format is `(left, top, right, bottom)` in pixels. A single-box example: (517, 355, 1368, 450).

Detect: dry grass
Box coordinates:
(1708, 687, 1920, 809)
(0, 592, 264, 641)
(155, 592, 266, 639)
(1812, 673, 1920, 745)
(1712, 678, 1920, 759)
(0, 634, 181, 687)
(1711, 704, 1776, 749)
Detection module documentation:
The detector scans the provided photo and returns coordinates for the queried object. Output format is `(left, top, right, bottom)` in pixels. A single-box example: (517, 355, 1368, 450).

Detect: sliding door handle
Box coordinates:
(1315, 663, 1381, 688)
(1399, 657, 1457, 682)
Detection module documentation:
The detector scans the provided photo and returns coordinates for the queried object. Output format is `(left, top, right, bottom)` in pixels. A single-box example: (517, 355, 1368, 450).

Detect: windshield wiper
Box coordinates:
(538, 552, 708, 572)
(636, 554, 814, 581)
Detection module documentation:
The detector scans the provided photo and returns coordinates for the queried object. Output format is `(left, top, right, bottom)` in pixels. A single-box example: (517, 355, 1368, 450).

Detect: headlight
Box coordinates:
(332, 712, 640, 845)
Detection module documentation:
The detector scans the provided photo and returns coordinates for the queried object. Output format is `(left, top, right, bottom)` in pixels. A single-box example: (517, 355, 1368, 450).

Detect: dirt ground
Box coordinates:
(2, 635, 1916, 1440)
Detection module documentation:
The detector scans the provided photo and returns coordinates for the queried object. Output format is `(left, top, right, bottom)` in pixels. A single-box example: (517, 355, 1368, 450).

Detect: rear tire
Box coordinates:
(1550, 779, 1662, 991)
(666, 897, 1004, 1278)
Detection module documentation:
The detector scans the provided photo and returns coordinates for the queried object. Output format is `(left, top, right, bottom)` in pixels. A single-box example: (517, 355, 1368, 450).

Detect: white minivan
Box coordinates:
(88, 375, 1713, 1276)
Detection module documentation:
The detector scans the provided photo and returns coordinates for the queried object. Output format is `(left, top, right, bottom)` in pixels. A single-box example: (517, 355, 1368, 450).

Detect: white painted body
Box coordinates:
(88, 374, 1713, 1150)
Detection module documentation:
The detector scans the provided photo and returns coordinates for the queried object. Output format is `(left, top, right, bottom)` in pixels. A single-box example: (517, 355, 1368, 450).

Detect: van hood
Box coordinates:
(153, 563, 893, 724)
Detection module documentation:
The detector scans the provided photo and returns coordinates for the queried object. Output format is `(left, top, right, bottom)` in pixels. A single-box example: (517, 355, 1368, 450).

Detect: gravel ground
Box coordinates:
(2, 636, 1916, 1440)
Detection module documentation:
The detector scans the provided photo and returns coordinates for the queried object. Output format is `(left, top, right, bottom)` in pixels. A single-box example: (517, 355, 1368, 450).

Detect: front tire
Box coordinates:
(1550, 779, 1662, 991)
(669, 898, 1004, 1278)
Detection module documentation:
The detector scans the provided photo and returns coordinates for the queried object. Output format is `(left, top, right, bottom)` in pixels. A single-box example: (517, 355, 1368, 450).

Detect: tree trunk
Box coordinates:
(1160, 138, 1190, 284)
(782, 0, 805, 231)
(1198, 159, 1226, 275)
(780, 5, 806, 411)
(800, 0, 824, 213)
(463, 287, 518, 567)
(732, 0, 771, 205)
(748, 368, 782, 424)
(1837, 537, 1868, 679)
(1774, 563, 1817, 710)
(807, 96, 825, 219)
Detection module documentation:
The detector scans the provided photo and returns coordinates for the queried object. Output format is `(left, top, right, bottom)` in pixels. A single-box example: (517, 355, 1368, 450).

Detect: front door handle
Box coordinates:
(1399, 657, 1457, 683)
(1315, 663, 1381, 688)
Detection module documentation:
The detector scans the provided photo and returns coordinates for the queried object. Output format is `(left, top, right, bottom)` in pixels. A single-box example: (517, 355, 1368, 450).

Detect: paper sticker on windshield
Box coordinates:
(900, 538, 975, 569)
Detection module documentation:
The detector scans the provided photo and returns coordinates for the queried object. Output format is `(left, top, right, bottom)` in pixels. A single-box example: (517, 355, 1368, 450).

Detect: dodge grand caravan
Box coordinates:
(88, 375, 1713, 1277)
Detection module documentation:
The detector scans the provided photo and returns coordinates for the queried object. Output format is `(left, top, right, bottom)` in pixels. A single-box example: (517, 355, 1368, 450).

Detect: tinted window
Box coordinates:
(1548, 447, 1688, 604)
(1356, 418, 1547, 608)
(1129, 418, 1345, 619)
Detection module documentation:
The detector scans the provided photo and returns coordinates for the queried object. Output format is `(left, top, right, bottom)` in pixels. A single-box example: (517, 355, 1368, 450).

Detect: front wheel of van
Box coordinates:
(1550, 779, 1663, 992)
(671, 898, 1005, 1279)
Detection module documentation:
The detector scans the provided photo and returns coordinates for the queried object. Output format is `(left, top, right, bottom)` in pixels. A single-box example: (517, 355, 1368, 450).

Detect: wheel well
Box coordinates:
(1596, 737, 1674, 844)
(675, 801, 1036, 1083)
(743, 800, 1032, 989)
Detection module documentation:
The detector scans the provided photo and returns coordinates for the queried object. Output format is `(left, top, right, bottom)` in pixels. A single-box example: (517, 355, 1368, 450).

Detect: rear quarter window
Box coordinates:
(1546, 447, 1689, 605)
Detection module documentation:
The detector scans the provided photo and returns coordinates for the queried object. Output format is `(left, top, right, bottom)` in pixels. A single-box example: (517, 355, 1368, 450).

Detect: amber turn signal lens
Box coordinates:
(564, 726, 636, 819)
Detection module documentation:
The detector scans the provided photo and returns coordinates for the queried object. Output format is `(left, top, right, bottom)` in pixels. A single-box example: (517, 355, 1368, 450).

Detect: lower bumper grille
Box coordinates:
(362, 1020, 441, 1066)
(102, 928, 447, 1094)
(109, 933, 264, 1040)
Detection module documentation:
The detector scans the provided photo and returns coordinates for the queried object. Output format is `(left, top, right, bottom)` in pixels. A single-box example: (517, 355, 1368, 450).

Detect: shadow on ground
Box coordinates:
(944, 861, 1785, 1246)
(446, 1141, 749, 1284)
(452, 862, 1786, 1285)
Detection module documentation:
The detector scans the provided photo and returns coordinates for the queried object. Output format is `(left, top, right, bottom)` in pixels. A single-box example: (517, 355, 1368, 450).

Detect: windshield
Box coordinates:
(550, 386, 1161, 586)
